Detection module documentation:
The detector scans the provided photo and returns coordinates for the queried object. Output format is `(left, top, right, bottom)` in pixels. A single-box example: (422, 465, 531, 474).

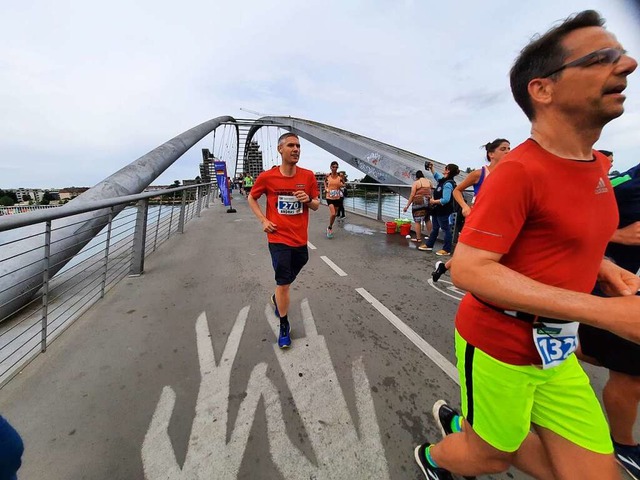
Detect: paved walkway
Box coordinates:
(0, 196, 628, 479)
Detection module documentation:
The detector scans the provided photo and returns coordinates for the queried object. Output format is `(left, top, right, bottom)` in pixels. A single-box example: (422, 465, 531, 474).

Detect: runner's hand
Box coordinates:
(597, 259, 640, 297)
(261, 219, 277, 233)
(461, 205, 472, 217)
(293, 190, 310, 203)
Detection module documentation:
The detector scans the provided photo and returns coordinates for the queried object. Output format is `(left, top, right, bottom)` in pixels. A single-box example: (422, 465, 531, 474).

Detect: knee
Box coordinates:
(483, 457, 512, 474)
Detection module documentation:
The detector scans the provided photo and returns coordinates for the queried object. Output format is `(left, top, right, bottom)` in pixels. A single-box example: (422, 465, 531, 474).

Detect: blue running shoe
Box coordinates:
(271, 294, 280, 318)
(614, 442, 640, 480)
(278, 322, 291, 349)
(414, 443, 453, 480)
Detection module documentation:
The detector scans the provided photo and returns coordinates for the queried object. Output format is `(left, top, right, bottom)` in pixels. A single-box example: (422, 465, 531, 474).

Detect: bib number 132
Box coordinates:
(532, 322, 579, 369)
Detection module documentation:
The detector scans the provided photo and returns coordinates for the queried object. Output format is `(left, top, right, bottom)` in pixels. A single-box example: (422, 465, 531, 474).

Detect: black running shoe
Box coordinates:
(271, 294, 280, 318)
(432, 401, 476, 480)
(414, 443, 453, 480)
(614, 442, 640, 480)
(432, 261, 447, 283)
(432, 400, 460, 438)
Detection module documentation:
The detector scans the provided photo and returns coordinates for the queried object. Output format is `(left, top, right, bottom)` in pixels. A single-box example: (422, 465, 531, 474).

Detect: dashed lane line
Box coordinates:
(307, 241, 317, 250)
(355, 287, 459, 385)
(320, 256, 348, 277)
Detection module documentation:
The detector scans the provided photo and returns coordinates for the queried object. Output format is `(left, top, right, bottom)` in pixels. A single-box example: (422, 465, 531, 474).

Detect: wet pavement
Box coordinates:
(0, 197, 631, 480)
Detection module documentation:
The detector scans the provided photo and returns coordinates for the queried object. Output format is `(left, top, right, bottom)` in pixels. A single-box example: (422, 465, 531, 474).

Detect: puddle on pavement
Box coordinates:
(343, 224, 376, 235)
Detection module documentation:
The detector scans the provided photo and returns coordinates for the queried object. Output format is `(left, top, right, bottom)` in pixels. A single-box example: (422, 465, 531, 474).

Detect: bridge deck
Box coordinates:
(0, 196, 622, 479)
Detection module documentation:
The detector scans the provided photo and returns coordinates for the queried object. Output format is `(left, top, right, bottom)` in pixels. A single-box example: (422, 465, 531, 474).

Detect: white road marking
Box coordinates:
(356, 287, 460, 385)
(320, 255, 348, 276)
(142, 307, 259, 479)
(427, 278, 465, 301)
(265, 300, 390, 479)
(143, 302, 390, 479)
(307, 241, 317, 250)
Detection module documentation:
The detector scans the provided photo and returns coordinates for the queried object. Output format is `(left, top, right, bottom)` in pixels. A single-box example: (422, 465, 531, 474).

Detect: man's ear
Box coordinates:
(528, 78, 554, 108)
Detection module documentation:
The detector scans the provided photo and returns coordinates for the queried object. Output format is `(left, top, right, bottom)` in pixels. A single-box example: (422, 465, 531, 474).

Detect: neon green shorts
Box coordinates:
(455, 330, 612, 454)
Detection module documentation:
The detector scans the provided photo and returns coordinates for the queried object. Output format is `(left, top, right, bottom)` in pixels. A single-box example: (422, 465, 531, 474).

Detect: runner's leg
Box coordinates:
(534, 425, 620, 479)
(603, 371, 640, 445)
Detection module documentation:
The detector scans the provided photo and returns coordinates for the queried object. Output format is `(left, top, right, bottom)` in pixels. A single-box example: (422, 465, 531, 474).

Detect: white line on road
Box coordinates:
(356, 287, 459, 385)
(307, 241, 317, 250)
(320, 256, 348, 277)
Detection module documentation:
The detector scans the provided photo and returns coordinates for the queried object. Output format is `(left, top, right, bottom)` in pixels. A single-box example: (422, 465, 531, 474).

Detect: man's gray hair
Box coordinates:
(278, 132, 299, 145)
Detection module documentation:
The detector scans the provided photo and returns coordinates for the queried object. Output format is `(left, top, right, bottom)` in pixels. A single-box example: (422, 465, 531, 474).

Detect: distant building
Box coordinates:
(199, 149, 217, 184)
(59, 187, 89, 201)
(244, 141, 264, 179)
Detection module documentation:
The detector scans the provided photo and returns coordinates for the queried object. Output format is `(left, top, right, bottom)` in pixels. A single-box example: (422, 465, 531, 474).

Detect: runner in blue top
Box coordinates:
(431, 139, 510, 282)
(578, 161, 640, 480)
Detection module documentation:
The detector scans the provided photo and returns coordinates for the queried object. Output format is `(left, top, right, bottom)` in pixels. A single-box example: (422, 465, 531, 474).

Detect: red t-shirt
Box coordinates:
(250, 166, 319, 247)
(456, 139, 618, 365)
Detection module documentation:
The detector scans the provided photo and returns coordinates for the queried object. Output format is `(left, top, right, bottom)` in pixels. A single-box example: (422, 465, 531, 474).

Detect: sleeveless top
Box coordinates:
(471, 166, 490, 204)
(325, 174, 343, 200)
(412, 179, 431, 208)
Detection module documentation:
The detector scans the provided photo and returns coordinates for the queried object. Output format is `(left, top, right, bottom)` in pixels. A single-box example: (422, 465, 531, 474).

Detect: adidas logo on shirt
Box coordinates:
(594, 177, 608, 194)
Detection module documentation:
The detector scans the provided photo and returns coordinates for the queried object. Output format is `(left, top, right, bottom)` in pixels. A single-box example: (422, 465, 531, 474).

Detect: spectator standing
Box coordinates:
(403, 170, 432, 244)
(421, 163, 460, 255)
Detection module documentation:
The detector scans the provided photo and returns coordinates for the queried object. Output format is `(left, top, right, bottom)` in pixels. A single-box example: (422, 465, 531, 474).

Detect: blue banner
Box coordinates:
(213, 160, 231, 207)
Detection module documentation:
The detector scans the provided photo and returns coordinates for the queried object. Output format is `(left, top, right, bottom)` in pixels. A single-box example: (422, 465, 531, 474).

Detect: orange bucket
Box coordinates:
(386, 222, 397, 234)
(399, 223, 411, 236)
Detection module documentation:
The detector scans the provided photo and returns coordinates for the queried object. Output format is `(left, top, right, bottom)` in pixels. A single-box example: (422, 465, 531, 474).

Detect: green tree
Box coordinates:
(0, 196, 15, 206)
(40, 191, 54, 205)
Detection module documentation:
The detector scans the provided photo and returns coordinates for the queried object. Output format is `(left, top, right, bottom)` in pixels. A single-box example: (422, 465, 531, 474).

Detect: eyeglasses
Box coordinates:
(542, 47, 625, 78)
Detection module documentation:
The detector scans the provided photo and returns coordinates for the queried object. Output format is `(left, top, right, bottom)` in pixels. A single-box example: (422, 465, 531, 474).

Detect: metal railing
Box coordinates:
(322, 182, 473, 222)
(0, 205, 60, 216)
(0, 183, 215, 386)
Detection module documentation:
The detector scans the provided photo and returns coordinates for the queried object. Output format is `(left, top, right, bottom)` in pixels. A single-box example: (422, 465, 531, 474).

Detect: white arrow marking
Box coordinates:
(265, 299, 390, 478)
(142, 308, 262, 479)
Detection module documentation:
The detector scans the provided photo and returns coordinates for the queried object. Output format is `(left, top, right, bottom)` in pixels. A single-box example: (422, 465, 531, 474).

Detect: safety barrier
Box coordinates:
(0, 183, 215, 386)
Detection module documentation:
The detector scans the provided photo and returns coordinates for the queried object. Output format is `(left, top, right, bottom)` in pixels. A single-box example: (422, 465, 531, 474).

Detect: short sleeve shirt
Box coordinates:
(455, 139, 618, 364)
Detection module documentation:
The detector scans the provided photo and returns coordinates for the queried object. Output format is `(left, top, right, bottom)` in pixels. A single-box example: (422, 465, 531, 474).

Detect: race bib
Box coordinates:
(277, 195, 302, 215)
(328, 189, 340, 197)
(532, 321, 579, 369)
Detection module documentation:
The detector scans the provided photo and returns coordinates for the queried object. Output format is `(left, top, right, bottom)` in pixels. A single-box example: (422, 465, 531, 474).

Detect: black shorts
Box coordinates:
(268, 243, 309, 286)
(326, 199, 342, 207)
(579, 323, 640, 375)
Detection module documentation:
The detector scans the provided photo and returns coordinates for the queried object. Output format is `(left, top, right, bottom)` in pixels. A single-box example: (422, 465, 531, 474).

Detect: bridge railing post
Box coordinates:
(130, 199, 149, 277)
(377, 186, 383, 221)
(101, 208, 114, 297)
(178, 190, 187, 233)
(205, 185, 210, 209)
(196, 186, 202, 218)
(40, 220, 51, 353)
(153, 197, 162, 252)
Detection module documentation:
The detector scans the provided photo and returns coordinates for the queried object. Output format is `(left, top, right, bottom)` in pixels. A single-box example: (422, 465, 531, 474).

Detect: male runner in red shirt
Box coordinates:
(248, 133, 319, 348)
(414, 10, 640, 480)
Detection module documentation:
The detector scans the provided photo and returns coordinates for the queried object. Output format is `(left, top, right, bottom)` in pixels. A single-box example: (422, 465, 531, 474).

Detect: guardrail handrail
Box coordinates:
(0, 182, 214, 233)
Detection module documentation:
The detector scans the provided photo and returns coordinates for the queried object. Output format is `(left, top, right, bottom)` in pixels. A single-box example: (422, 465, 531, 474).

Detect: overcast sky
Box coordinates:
(2, 0, 640, 188)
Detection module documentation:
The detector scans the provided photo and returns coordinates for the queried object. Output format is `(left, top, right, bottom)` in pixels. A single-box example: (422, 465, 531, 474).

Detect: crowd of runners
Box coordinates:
(244, 9, 640, 480)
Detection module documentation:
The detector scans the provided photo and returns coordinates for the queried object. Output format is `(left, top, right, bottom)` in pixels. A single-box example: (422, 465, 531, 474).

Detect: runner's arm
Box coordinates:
(610, 221, 640, 245)
(404, 183, 418, 211)
(453, 171, 480, 216)
(450, 242, 640, 343)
